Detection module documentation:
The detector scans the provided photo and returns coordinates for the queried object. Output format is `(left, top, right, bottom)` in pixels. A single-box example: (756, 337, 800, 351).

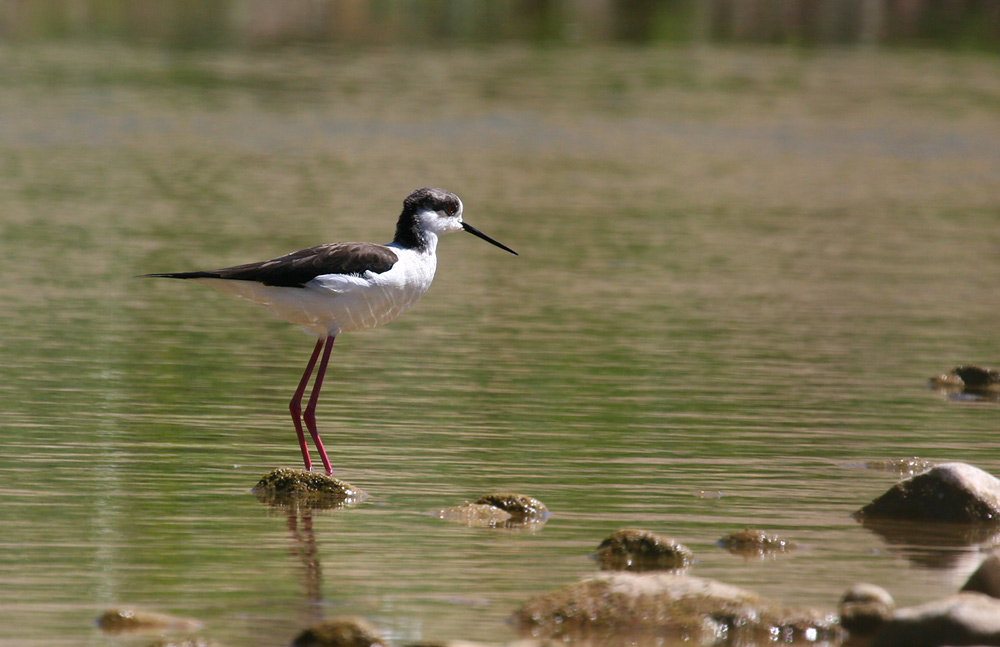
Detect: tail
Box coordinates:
(140, 271, 222, 279)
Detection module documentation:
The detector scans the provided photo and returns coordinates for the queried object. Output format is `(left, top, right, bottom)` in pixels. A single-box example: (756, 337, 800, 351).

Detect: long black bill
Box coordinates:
(462, 222, 518, 256)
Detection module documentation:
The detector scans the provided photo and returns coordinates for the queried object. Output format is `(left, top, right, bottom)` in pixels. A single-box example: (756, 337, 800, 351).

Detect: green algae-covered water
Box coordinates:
(1, 42, 999, 646)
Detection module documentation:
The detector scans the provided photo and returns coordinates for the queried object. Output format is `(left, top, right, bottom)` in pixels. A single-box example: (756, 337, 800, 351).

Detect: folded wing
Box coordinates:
(145, 242, 399, 287)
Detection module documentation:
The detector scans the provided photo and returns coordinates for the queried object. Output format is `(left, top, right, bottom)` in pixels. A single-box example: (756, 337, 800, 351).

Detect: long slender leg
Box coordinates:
(303, 335, 336, 475)
(290, 338, 324, 472)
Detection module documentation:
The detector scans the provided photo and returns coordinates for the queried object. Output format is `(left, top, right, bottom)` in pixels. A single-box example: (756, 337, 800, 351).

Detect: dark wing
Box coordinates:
(145, 242, 398, 287)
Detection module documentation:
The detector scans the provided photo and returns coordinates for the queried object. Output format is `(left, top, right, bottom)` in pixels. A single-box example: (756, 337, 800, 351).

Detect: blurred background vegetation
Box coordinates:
(1, 0, 998, 51)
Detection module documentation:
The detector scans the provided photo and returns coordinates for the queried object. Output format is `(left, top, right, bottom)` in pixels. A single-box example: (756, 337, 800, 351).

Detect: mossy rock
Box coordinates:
(473, 493, 548, 522)
(252, 468, 365, 508)
(291, 617, 385, 647)
(929, 365, 1000, 401)
(718, 528, 796, 556)
(594, 529, 694, 572)
(95, 608, 201, 634)
(952, 365, 1000, 388)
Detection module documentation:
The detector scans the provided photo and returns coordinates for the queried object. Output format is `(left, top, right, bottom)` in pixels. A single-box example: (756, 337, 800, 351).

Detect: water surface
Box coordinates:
(1, 43, 999, 646)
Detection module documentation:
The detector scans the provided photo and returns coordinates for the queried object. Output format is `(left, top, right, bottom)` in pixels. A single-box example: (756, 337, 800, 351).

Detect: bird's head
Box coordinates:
(396, 187, 517, 255)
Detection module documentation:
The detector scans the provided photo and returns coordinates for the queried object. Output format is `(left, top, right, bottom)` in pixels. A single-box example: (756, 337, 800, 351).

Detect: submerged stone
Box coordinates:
(95, 608, 201, 634)
(473, 493, 548, 522)
(593, 529, 694, 572)
(147, 640, 219, 647)
(718, 528, 796, 556)
(855, 462, 1000, 523)
(252, 468, 365, 508)
(434, 503, 513, 527)
(291, 617, 386, 647)
(514, 572, 841, 646)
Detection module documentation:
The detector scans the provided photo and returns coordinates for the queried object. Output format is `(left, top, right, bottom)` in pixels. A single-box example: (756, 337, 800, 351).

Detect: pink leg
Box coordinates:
(303, 335, 336, 475)
(289, 338, 324, 472)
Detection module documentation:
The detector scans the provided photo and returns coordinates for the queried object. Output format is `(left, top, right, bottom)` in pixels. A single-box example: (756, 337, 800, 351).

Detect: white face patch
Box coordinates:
(416, 206, 465, 236)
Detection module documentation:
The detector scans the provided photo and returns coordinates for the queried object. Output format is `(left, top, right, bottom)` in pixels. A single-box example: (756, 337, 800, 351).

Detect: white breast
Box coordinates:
(193, 246, 437, 337)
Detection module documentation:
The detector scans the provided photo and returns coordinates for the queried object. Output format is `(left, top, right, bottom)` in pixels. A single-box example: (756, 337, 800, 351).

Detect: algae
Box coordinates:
(718, 528, 797, 556)
(473, 492, 548, 522)
(252, 468, 366, 509)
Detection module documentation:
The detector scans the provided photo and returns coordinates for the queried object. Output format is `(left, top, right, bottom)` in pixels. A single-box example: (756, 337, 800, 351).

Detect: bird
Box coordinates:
(145, 187, 517, 475)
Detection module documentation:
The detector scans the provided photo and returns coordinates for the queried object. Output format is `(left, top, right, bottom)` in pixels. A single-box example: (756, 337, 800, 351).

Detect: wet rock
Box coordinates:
(436, 493, 548, 529)
(513, 571, 841, 646)
(839, 583, 895, 636)
(434, 503, 513, 527)
(929, 365, 1000, 402)
(252, 468, 365, 509)
(863, 457, 934, 476)
(147, 640, 219, 647)
(96, 608, 202, 634)
(473, 493, 548, 523)
(961, 552, 1000, 598)
(870, 592, 1000, 647)
(292, 617, 385, 647)
(855, 462, 1000, 523)
(718, 528, 796, 556)
(593, 529, 694, 572)
(928, 371, 965, 390)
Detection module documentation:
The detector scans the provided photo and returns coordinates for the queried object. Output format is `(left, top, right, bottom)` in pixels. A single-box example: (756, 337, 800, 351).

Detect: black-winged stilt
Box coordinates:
(145, 187, 517, 475)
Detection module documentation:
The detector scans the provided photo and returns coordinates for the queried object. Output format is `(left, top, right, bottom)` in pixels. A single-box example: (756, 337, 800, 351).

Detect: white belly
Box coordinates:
(194, 247, 436, 337)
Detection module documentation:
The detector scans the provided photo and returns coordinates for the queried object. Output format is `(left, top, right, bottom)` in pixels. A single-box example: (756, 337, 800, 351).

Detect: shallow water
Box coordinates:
(1, 43, 999, 646)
